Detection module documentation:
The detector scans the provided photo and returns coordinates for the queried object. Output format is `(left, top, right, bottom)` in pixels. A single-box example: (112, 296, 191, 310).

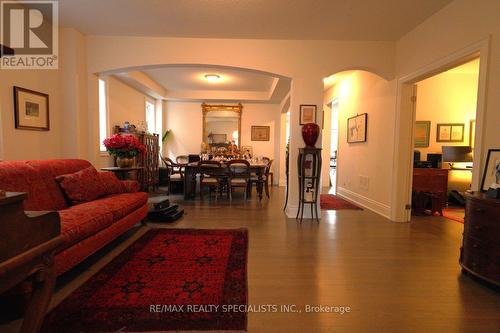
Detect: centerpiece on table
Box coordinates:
(103, 134, 146, 168)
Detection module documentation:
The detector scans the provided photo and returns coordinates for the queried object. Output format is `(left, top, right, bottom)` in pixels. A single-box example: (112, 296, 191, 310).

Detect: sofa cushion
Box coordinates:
(56, 166, 107, 205)
(27, 159, 93, 209)
(92, 192, 149, 221)
(58, 202, 114, 247)
(0, 161, 68, 211)
(99, 172, 125, 195)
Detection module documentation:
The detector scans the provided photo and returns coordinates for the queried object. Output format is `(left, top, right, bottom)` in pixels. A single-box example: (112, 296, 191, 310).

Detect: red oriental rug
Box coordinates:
(320, 194, 363, 210)
(41, 228, 248, 332)
(442, 207, 465, 224)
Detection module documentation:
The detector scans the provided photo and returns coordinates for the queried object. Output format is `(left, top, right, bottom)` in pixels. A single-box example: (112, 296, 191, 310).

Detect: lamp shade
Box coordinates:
(442, 146, 473, 163)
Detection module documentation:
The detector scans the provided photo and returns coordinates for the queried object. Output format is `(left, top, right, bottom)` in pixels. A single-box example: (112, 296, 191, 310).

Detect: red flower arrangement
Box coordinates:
(103, 134, 146, 158)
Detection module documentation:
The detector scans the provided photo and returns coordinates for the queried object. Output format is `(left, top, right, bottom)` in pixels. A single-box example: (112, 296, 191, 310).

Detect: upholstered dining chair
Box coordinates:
(249, 159, 273, 198)
(198, 160, 224, 200)
(160, 155, 185, 193)
(227, 159, 251, 201)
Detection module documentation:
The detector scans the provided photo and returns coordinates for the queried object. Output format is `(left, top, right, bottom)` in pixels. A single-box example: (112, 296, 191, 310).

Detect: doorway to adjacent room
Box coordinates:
(411, 58, 480, 223)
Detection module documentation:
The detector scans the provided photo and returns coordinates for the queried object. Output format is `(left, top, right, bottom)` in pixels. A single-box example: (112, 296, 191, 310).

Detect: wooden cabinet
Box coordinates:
(460, 193, 500, 286)
(0, 192, 64, 333)
(113, 127, 159, 192)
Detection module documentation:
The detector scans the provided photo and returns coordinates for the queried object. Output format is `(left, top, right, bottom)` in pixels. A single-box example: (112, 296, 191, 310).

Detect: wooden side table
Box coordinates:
(296, 148, 322, 223)
(0, 192, 64, 333)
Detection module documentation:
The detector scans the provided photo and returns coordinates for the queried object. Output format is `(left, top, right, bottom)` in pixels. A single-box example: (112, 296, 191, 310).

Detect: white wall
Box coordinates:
(59, 28, 89, 159)
(0, 70, 62, 160)
(415, 71, 479, 160)
(165, 101, 281, 183)
(107, 76, 147, 130)
(323, 71, 396, 217)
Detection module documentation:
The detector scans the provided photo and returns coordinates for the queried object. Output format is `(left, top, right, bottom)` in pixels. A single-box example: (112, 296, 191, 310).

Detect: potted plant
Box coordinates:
(103, 134, 146, 168)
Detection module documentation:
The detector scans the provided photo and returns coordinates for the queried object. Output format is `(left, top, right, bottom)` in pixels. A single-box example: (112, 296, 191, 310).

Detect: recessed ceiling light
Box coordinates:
(205, 74, 221, 82)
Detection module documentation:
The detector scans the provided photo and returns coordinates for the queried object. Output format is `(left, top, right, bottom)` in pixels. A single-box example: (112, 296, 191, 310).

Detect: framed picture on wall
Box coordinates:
(414, 121, 431, 148)
(251, 126, 270, 141)
(299, 105, 317, 125)
(480, 149, 500, 191)
(347, 113, 367, 143)
(436, 123, 464, 142)
(241, 145, 253, 156)
(13, 86, 50, 131)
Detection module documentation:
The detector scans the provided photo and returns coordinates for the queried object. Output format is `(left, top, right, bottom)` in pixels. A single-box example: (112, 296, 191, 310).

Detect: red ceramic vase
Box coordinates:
(302, 123, 320, 148)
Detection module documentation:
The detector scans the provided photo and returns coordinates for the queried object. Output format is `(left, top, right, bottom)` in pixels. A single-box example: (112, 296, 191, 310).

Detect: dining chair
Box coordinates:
(249, 159, 273, 198)
(198, 160, 224, 200)
(160, 155, 185, 194)
(227, 159, 251, 201)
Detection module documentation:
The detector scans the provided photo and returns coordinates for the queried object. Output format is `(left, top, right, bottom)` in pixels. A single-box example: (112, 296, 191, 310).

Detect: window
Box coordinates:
(98, 78, 108, 152)
(145, 100, 155, 133)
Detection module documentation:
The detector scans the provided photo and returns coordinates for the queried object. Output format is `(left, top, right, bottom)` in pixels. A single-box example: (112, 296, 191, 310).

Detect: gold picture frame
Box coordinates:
(251, 126, 270, 141)
(414, 121, 431, 148)
(436, 123, 464, 142)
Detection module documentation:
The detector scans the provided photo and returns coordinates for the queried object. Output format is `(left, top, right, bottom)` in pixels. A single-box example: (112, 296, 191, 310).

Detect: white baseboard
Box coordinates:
(336, 187, 391, 220)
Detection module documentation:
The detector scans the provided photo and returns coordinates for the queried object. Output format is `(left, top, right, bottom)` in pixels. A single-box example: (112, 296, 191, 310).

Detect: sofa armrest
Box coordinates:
(121, 180, 139, 193)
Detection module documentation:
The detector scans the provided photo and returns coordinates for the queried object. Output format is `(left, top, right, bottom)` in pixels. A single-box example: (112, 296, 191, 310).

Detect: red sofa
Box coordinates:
(0, 159, 148, 275)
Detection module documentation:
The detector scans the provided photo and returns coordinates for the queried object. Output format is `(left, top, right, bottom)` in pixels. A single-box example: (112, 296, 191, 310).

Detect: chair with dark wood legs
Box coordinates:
(198, 160, 224, 200)
(160, 155, 185, 194)
(227, 160, 251, 201)
(249, 159, 273, 198)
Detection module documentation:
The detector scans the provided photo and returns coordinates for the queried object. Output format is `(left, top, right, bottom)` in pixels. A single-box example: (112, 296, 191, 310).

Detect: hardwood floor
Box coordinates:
(1, 187, 499, 332)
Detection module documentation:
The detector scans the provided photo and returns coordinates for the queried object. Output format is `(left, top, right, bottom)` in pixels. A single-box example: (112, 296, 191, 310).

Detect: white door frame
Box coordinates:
(390, 37, 490, 222)
(329, 98, 339, 192)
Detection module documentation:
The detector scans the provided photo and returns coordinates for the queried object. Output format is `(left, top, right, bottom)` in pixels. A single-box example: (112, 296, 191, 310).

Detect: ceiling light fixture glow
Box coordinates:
(205, 74, 221, 82)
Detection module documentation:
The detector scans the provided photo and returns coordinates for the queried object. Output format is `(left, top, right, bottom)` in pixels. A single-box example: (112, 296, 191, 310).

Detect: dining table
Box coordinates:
(183, 161, 268, 201)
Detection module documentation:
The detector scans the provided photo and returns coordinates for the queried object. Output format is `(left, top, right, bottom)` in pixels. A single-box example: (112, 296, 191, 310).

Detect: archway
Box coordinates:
(321, 69, 393, 218)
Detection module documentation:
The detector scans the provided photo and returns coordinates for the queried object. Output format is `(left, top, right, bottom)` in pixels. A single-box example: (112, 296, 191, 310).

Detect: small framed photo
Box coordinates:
(414, 121, 431, 148)
(436, 123, 464, 142)
(347, 113, 367, 143)
(241, 145, 253, 156)
(300, 105, 317, 125)
(13, 86, 50, 131)
(480, 149, 500, 191)
(251, 126, 270, 141)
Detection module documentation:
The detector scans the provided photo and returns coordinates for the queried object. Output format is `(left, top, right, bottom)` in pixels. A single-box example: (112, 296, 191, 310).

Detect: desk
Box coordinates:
(413, 168, 449, 206)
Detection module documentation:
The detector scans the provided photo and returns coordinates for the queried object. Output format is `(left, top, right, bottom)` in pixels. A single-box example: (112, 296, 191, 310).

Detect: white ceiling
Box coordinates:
(143, 66, 275, 92)
(59, 0, 453, 41)
(113, 65, 291, 104)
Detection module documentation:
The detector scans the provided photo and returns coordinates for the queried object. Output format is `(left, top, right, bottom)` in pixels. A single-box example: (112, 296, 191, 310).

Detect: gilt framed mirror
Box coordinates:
(202, 103, 242, 148)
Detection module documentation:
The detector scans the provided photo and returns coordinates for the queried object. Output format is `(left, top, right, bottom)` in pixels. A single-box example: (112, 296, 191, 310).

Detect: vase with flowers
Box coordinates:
(103, 134, 146, 168)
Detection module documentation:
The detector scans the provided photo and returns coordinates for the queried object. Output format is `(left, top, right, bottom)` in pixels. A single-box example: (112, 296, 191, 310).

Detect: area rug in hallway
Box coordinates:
(320, 194, 362, 210)
(41, 228, 248, 332)
(442, 207, 465, 224)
